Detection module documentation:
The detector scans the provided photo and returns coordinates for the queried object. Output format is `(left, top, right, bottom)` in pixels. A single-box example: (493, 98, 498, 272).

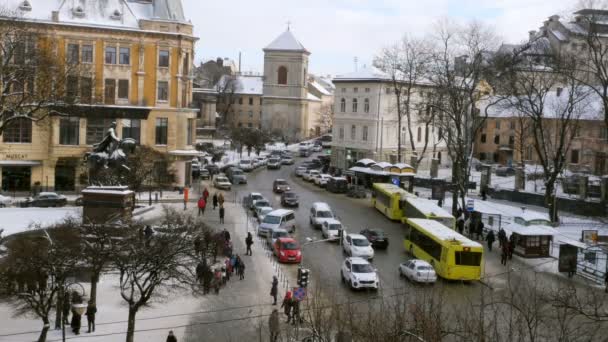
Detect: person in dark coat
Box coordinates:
(144, 225, 154, 247)
(501, 243, 509, 266)
(223, 229, 231, 242)
(281, 291, 293, 323)
(485, 230, 495, 252)
(166, 330, 177, 342)
(270, 276, 279, 305)
(85, 301, 97, 333)
(508, 234, 516, 259)
(498, 228, 507, 248)
(476, 221, 484, 241)
(196, 261, 206, 284)
(291, 299, 302, 325)
(219, 205, 225, 224)
(212, 193, 218, 210)
(456, 212, 465, 235)
(197, 197, 206, 216)
(237, 259, 245, 280)
(70, 309, 81, 335)
(62, 297, 71, 324)
(245, 232, 253, 256)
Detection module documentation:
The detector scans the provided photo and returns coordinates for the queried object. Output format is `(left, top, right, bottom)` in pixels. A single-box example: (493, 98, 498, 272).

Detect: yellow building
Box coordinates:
(0, 0, 199, 192)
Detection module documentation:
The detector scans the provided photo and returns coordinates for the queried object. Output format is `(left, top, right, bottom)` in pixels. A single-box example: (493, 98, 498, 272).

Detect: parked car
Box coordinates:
(273, 237, 302, 263)
(239, 159, 255, 172)
(198, 168, 211, 180)
(256, 156, 268, 167)
(309, 202, 335, 229)
(267, 157, 282, 170)
(312, 144, 322, 152)
(226, 168, 247, 184)
(281, 156, 295, 165)
(342, 233, 374, 260)
(280, 191, 299, 207)
(295, 166, 308, 177)
(314, 174, 332, 187)
(360, 229, 389, 249)
(399, 259, 437, 284)
(256, 206, 274, 223)
(0, 194, 12, 208)
(341, 257, 379, 290)
(495, 166, 516, 177)
(303, 169, 321, 182)
(326, 177, 348, 194)
(321, 219, 343, 241)
(21, 192, 67, 208)
(273, 179, 291, 193)
(213, 176, 232, 190)
(247, 192, 265, 209)
(266, 227, 290, 247)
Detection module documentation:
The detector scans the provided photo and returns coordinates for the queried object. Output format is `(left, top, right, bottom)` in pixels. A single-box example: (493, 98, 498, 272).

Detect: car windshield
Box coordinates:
(261, 209, 273, 215)
(370, 230, 384, 237)
(274, 231, 289, 238)
(352, 238, 369, 247)
(240, 160, 250, 164)
(252, 194, 263, 201)
(317, 211, 333, 218)
(276, 180, 288, 185)
(417, 265, 433, 271)
(270, 158, 280, 163)
(329, 224, 342, 230)
(232, 170, 244, 175)
(256, 201, 270, 207)
(217, 177, 228, 182)
(284, 192, 296, 198)
(263, 215, 281, 224)
(282, 242, 299, 250)
(352, 263, 374, 273)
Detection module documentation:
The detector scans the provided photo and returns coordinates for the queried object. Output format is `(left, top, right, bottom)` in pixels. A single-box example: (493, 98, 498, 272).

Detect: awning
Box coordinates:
(0, 160, 42, 166)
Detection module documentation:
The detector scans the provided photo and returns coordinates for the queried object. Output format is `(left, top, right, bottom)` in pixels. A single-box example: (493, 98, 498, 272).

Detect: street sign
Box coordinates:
(391, 177, 400, 186)
(293, 287, 306, 301)
(466, 199, 474, 212)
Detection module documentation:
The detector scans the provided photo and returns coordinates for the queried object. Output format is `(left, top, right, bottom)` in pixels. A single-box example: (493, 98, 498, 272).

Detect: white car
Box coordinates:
(303, 169, 320, 182)
(239, 159, 254, 171)
(312, 144, 322, 152)
(213, 176, 232, 190)
(314, 174, 332, 187)
(399, 259, 437, 284)
(342, 233, 374, 260)
(252, 199, 272, 215)
(247, 192, 265, 209)
(255, 206, 274, 223)
(321, 219, 343, 241)
(341, 257, 379, 290)
(295, 166, 308, 177)
(256, 156, 268, 166)
(0, 194, 12, 208)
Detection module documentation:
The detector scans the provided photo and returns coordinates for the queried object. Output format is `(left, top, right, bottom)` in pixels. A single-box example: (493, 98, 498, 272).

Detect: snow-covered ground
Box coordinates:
(0, 207, 82, 237)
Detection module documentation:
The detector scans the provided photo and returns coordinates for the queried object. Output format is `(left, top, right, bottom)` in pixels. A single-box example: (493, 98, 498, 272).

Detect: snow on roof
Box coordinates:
(307, 93, 321, 101)
(408, 218, 482, 247)
(373, 162, 393, 169)
(0, 207, 81, 237)
(264, 30, 308, 52)
(507, 224, 557, 236)
(1, 0, 188, 31)
(355, 158, 376, 166)
(349, 166, 416, 177)
(406, 198, 454, 218)
(334, 66, 389, 82)
(549, 29, 567, 41)
(216, 75, 263, 95)
(393, 163, 414, 169)
(309, 80, 332, 96)
(82, 189, 134, 195)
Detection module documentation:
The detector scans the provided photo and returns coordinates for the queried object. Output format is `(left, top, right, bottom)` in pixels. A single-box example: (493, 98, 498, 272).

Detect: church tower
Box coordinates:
(262, 29, 310, 141)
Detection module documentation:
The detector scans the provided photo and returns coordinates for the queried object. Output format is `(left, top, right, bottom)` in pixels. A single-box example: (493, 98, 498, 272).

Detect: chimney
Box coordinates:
(549, 15, 560, 22)
(529, 30, 536, 41)
(52, 10, 59, 22)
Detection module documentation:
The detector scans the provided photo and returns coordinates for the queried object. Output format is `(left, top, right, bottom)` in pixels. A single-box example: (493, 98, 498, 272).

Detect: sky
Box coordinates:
(182, 0, 579, 77)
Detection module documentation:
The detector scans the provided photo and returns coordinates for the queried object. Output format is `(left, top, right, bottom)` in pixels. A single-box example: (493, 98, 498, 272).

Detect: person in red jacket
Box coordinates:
(197, 196, 206, 216)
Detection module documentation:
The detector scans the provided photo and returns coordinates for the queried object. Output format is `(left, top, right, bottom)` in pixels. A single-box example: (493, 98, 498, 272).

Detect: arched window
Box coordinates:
(352, 98, 358, 113)
(340, 98, 346, 112)
(278, 66, 288, 85)
(364, 98, 370, 113)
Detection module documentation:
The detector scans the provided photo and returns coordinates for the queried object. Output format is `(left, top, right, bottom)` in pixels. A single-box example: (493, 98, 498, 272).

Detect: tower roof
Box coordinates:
(264, 30, 309, 54)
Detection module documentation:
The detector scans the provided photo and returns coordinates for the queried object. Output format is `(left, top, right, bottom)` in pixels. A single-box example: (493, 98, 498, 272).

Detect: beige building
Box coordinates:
(0, 0, 198, 192)
(216, 74, 264, 129)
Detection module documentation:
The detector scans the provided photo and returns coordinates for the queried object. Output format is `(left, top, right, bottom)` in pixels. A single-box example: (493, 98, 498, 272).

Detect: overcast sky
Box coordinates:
(182, 0, 579, 76)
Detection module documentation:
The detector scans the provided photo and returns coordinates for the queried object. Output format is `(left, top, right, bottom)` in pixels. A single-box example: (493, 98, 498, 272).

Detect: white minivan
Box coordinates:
(258, 209, 297, 236)
(309, 202, 334, 229)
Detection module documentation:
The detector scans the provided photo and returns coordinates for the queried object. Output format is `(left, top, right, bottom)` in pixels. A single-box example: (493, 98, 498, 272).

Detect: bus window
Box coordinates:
(410, 228, 442, 261)
(454, 251, 482, 266)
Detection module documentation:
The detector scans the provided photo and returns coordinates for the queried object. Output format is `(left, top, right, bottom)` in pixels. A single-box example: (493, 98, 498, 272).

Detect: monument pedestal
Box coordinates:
(82, 186, 135, 224)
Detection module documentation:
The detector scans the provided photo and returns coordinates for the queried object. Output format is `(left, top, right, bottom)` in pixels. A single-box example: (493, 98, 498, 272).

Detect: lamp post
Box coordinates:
(62, 282, 86, 342)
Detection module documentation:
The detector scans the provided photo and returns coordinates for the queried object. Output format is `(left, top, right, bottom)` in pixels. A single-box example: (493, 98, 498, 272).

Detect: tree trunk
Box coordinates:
(90, 273, 99, 304)
(545, 182, 559, 223)
(397, 114, 402, 163)
(126, 306, 138, 342)
(38, 316, 50, 342)
(54, 291, 62, 329)
(451, 165, 459, 215)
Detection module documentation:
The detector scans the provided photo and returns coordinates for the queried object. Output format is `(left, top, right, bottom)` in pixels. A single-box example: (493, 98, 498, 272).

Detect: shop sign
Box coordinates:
(1, 153, 28, 160)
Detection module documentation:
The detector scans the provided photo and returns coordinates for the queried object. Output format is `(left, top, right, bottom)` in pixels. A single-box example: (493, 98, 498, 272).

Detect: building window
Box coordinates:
(351, 125, 356, 140)
(249, 97, 253, 105)
(67, 43, 79, 64)
(238, 97, 243, 105)
(509, 121, 515, 130)
(248, 111, 253, 117)
(526, 146, 533, 160)
(248, 123, 252, 128)
(122, 119, 140, 143)
(481, 134, 487, 143)
(86, 118, 111, 145)
(155, 118, 168, 145)
(278, 66, 288, 85)
(2, 118, 32, 143)
(82, 45, 93, 63)
(157, 81, 168, 101)
(159, 49, 170, 67)
(341, 88, 346, 93)
(362, 126, 368, 141)
(80, 77, 92, 103)
(260, 98, 263, 105)
(479, 152, 486, 161)
(352, 99, 358, 113)
(340, 98, 346, 112)
(493, 153, 499, 163)
(385, 87, 391, 94)
(571, 149, 579, 164)
(66, 76, 79, 101)
(508, 135, 514, 146)
(118, 79, 129, 99)
(119, 47, 130, 65)
(417, 126, 422, 142)
(104, 79, 116, 104)
(364, 98, 370, 113)
(354, 87, 358, 93)
(187, 118, 194, 145)
(59, 117, 80, 145)
(495, 121, 501, 130)
(494, 135, 500, 144)
(365, 88, 370, 93)
(105, 46, 116, 64)
(339, 126, 344, 140)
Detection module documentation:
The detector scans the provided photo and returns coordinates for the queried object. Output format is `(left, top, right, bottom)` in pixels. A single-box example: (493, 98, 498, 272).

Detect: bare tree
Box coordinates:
(315, 104, 334, 134)
(374, 36, 432, 165)
(215, 75, 238, 127)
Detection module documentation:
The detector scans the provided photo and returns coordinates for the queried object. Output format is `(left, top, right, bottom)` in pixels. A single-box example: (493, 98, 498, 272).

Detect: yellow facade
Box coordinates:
(0, 17, 199, 192)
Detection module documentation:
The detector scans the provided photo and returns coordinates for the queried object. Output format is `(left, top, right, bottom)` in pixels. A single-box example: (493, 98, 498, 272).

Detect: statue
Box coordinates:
(84, 121, 137, 185)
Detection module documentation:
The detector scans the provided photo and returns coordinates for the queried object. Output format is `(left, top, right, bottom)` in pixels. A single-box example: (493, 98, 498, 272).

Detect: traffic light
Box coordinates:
(297, 267, 310, 288)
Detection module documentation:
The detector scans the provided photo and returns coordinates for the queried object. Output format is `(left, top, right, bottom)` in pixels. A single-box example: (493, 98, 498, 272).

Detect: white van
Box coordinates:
(258, 209, 297, 236)
(309, 202, 334, 229)
(239, 159, 254, 171)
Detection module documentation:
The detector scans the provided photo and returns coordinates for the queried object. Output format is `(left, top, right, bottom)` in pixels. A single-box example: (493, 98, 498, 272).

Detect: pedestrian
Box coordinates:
(456, 212, 465, 235)
(269, 309, 280, 342)
(481, 188, 487, 201)
(214, 268, 222, 294)
(85, 301, 96, 333)
(498, 228, 507, 248)
(203, 187, 210, 202)
(219, 205, 225, 224)
(230, 254, 237, 274)
(485, 230, 495, 252)
(194, 236, 202, 257)
(476, 220, 484, 241)
(568, 257, 576, 278)
(166, 330, 177, 342)
(223, 228, 231, 242)
(238, 260, 245, 280)
(437, 198, 443, 208)
(245, 232, 254, 256)
(70, 309, 81, 335)
(225, 257, 232, 280)
(62, 296, 70, 324)
(218, 192, 225, 207)
(281, 291, 293, 323)
(464, 216, 472, 237)
(508, 235, 515, 259)
(501, 243, 508, 266)
(291, 298, 302, 325)
(605, 272, 608, 293)
(197, 196, 206, 216)
(270, 276, 279, 305)
(144, 225, 154, 247)
(213, 192, 218, 210)
(196, 261, 206, 284)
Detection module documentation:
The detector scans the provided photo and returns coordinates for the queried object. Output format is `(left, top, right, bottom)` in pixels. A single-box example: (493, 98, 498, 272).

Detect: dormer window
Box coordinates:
(19, 0, 32, 11)
(73, 6, 85, 18)
(110, 9, 122, 20)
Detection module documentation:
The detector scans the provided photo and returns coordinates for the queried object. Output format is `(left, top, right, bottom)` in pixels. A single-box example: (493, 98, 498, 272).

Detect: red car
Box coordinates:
(273, 237, 302, 263)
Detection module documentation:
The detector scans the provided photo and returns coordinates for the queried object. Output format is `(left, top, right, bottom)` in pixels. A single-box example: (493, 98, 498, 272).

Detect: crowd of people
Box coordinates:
(197, 188, 226, 224)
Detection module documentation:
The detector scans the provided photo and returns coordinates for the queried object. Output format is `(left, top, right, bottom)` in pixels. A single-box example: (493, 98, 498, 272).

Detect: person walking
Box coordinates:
(245, 232, 254, 256)
(166, 330, 177, 342)
(223, 228, 231, 242)
(508, 235, 515, 259)
(269, 309, 280, 342)
(291, 298, 302, 325)
(218, 192, 225, 207)
(85, 301, 97, 333)
(62, 297, 70, 325)
(476, 220, 484, 241)
(485, 230, 495, 252)
(270, 276, 279, 305)
(501, 242, 509, 266)
(456, 211, 465, 235)
(70, 309, 81, 335)
(281, 291, 293, 323)
(230, 254, 237, 275)
(238, 259, 245, 280)
(219, 205, 225, 224)
(203, 187, 210, 202)
(498, 228, 507, 249)
(197, 196, 206, 216)
(225, 257, 232, 280)
(213, 192, 218, 210)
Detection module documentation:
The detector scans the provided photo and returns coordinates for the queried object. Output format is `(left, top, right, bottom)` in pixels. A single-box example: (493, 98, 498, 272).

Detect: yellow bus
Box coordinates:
(403, 218, 483, 281)
(401, 197, 455, 229)
(371, 183, 415, 220)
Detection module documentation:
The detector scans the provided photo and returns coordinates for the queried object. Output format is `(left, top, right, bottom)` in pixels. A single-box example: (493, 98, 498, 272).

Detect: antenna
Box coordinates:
(286, 20, 291, 31)
(354, 57, 358, 72)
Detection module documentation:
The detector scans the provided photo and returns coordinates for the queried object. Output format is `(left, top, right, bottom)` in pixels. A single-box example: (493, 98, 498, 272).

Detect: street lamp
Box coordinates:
(62, 282, 86, 342)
